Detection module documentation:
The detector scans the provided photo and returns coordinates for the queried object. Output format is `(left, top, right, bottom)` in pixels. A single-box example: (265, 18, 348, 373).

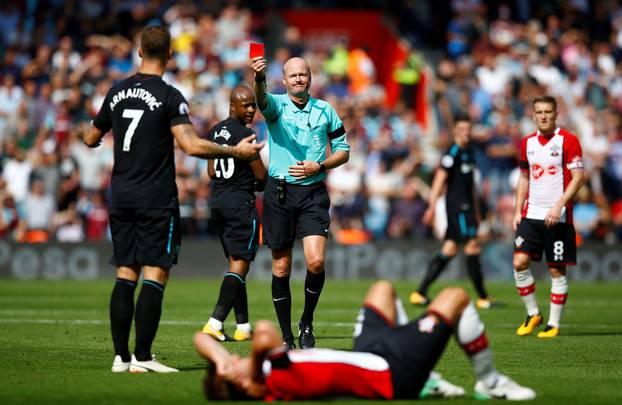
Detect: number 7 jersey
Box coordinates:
(519, 127, 583, 223)
(93, 73, 192, 208)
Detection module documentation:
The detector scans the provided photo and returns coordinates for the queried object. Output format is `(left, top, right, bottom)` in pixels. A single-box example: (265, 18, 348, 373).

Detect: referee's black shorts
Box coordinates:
(211, 203, 260, 262)
(353, 306, 453, 399)
(109, 206, 181, 269)
(263, 177, 330, 250)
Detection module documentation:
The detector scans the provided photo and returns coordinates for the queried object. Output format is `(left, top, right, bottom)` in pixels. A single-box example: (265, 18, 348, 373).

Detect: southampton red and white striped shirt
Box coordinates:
(519, 127, 583, 223)
(262, 348, 394, 400)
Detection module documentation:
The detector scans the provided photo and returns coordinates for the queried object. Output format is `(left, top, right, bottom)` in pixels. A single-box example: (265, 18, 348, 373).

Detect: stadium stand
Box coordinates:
(1, 0, 621, 245)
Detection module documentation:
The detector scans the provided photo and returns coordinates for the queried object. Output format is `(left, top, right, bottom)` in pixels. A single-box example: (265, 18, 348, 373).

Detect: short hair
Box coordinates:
(202, 362, 252, 401)
(140, 25, 171, 62)
(532, 95, 557, 111)
(453, 112, 471, 125)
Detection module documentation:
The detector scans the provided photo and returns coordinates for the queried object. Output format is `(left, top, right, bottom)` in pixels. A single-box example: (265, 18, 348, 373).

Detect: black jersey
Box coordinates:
(440, 143, 476, 214)
(205, 117, 256, 208)
(93, 73, 191, 208)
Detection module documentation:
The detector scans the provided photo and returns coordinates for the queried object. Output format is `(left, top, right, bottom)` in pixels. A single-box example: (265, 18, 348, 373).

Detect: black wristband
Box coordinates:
(318, 162, 326, 173)
(255, 75, 266, 83)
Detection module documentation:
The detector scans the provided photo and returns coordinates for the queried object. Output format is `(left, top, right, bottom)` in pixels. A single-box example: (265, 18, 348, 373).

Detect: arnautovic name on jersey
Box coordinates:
(109, 88, 163, 111)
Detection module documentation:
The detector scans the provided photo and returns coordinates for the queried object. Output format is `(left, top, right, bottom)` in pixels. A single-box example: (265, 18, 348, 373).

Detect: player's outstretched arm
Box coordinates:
(81, 125, 105, 148)
(172, 124, 263, 160)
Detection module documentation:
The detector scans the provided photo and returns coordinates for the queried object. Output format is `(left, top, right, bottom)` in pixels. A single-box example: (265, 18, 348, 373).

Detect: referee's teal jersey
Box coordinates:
(261, 93, 350, 185)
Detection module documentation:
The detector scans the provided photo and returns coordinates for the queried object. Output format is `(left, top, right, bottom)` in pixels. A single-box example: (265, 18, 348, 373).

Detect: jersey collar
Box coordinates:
(536, 127, 560, 145)
(285, 95, 314, 114)
(536, 127, 560, 138)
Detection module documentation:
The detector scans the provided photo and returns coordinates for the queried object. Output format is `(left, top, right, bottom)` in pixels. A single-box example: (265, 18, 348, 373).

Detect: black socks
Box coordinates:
(271, 275, 292, 339)
(301, 270, 325, 323)
(466, 254, 488, 299)
(419, 252, 451, 296)
(110, 278, 136, 362)
(212, 273, 245, 322)
(134, 280, 164, 361)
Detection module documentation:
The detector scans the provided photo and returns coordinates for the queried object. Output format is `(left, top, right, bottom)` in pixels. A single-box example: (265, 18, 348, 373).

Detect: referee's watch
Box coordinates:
(318, 161, 326, 173)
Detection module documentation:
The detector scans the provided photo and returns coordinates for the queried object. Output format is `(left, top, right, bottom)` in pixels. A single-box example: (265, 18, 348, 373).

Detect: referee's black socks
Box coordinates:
(272, 275, 293, 340)
(110, 278, 137, 362)
(301, 270, 325, 324)
(134, 280, 165, 361)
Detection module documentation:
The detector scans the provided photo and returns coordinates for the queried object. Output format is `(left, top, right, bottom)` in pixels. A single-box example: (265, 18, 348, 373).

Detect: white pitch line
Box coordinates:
(0, 318, 619, 329)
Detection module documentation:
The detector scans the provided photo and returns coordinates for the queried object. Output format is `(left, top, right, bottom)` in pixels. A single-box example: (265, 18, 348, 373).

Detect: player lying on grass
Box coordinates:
(194, 280, 536, 401)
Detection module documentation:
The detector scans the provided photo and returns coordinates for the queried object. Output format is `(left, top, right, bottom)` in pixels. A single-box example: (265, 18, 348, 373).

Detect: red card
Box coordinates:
(249, 42, 264, 58)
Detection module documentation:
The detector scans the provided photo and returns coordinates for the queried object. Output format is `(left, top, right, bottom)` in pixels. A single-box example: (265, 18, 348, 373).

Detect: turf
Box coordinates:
(0, 279, 621, 404)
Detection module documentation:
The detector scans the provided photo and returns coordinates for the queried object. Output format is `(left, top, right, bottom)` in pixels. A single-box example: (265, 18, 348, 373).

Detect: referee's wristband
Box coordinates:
(254, 75, 266, 83)
(318, 161, 326, 173)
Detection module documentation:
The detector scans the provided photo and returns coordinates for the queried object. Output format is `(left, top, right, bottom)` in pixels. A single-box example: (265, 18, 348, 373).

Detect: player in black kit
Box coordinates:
(201, 85, 266, 342)
(409, 114, 495, 309)
(81, 26, 262, 373)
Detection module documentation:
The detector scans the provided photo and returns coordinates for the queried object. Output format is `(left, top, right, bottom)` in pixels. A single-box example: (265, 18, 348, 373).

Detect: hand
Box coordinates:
(288, 161, 320, 178)
(512, 212, 522, 231)
(422, 207, 435, 226)
(250, 56, 267, 79)
(544, 205, 562, 228)
(233, 134, 264, 160)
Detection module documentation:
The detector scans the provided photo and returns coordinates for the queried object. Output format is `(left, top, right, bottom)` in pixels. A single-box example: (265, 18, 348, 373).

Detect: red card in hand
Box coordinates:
(249, 42, 264, 58)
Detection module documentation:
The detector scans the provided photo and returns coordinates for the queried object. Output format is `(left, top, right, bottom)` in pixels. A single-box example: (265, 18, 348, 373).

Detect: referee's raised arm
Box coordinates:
(250, 56, 269, 110)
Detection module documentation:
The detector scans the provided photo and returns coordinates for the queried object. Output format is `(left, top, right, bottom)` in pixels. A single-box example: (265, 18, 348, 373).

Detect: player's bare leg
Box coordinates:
(430, 287, 536, 400)
(538, 266, 567, 338)
(299, 235, 327, 348)
(363, 282, 464, 398)
(513, 253, 542, 336)
(271, 248, 294, 348)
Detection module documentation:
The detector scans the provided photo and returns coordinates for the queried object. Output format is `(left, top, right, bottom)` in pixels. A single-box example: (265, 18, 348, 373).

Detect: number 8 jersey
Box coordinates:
(93, 73, 192, 209)
(205, 117, 257, 208)
(519, 127, 583, 223)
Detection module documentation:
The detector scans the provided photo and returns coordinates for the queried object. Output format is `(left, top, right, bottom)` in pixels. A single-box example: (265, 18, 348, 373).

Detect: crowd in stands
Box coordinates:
(1, 0, 621, 245)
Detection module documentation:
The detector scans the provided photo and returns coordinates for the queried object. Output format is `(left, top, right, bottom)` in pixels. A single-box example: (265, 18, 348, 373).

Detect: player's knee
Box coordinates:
(441, 243, 459, 258)
(464, 241, 481, 255)
(306, 256, 325, 273)
(369, 280, 394, 295)
(272, 266, 290, 277)
(434, 287, 468, 306)
(513, 256, 529, 271)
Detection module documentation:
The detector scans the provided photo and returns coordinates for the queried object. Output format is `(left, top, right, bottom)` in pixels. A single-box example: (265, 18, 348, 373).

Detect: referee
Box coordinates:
(82, 26, 262, 373)
(250, 56, 350, 349)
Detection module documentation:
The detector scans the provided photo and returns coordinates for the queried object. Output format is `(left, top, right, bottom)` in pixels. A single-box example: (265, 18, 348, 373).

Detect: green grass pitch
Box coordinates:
(0, 279, 621, 404)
